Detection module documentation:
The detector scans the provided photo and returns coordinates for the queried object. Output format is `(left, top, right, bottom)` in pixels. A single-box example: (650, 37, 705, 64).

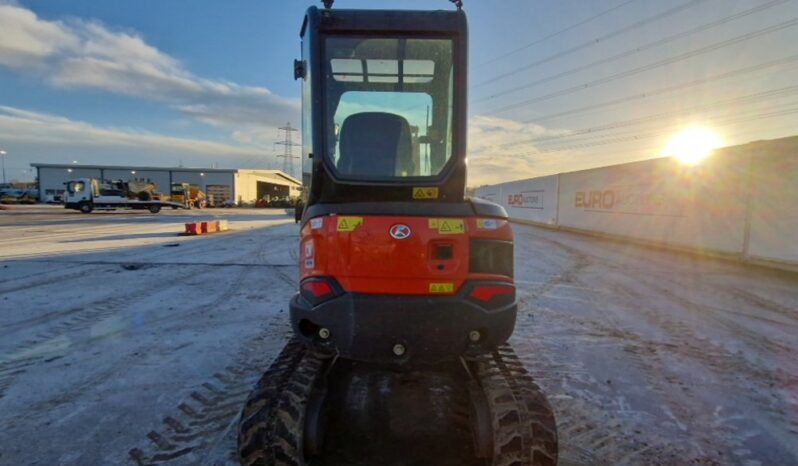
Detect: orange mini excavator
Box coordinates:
(237, 2, 558, 465)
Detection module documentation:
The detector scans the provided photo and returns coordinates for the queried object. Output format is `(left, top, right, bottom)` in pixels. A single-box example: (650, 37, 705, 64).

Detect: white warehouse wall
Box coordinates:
(474, 136, 798, 270)
(234, 171, 301, 204)
(557, 153, 750, 254)
(476, 175, 559, 226)
(746, 139, 798, 265)
(474, 185, 502, 204)
(235, 172, 255, 204)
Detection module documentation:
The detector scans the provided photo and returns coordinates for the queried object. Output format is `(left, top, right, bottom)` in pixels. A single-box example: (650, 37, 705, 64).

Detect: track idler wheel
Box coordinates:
(300, 375, 330, 456)
(468, 380, 494, 458)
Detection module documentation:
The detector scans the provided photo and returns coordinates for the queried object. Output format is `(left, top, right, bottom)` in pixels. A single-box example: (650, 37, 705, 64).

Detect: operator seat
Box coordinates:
(337, 112, 414, 177)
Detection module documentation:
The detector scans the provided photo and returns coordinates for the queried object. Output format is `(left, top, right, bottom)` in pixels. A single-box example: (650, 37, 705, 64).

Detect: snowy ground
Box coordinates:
(0, 207, 297, 466)
(0, 207, 796, 465)
(511, 226, 798, 466)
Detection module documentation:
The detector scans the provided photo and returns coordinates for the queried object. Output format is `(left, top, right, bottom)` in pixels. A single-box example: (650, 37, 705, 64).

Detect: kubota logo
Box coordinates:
(389, 224, 412, 240)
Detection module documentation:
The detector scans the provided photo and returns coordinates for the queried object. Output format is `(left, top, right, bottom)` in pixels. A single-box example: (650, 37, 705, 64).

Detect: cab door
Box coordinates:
(65, 180, 91, 204)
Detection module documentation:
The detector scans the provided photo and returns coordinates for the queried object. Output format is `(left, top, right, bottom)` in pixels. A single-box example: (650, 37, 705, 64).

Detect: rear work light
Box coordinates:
(470, 240, 514, 277)
(468, 283, 515, 310)
(300, 277, 340, 306)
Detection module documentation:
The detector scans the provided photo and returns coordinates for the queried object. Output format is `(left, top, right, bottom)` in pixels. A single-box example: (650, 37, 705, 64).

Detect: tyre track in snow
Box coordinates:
(601, 264, 797, 411)
(0, 261, 91, 286)
(512, 224, 798, 465)
(0, 223, 297, 401)
(0, 262, 117, 295)
(0, 293, 158, 401)
(0, 266, 227, 400)
(512, 232, 694, 465)
(0, 222, 221, 295)
(0, 210, 302, 466)
(613, 271, 798, 462)
(126, 229, 298, 466)
(512, 230, 647, 465)
(126, 317, 292, 466)
(515, 302, 723, 464)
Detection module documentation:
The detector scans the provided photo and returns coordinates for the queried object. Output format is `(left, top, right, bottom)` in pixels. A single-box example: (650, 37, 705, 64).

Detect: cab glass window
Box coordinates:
(324, 36, 454, 179)
(67, 181, 85, 193)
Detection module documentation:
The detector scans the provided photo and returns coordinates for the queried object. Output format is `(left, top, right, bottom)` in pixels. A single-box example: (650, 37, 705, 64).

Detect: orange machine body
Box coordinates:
(300, 215, 513, 295)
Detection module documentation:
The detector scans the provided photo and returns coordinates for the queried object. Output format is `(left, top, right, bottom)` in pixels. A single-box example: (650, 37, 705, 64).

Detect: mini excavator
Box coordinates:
(238, 2, 558, 465)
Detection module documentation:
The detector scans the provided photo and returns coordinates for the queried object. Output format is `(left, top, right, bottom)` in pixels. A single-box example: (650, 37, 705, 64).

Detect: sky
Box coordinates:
(0, 0, 797, 185)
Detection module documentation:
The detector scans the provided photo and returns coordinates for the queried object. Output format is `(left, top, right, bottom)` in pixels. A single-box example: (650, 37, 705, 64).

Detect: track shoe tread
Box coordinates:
(237, 339, 306, 466)
(271, 350, 326, 466)
(470, 345, 558, 466)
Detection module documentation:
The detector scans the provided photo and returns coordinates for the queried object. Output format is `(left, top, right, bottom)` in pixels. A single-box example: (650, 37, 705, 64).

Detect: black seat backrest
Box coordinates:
(337, 112, 414, 177)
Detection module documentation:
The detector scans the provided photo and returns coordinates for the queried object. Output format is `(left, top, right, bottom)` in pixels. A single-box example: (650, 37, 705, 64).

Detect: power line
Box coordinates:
(499, 85, 798, 149)
(520, 94, 798, 149)
(515, 106, 798, 156)
(532, 108, 798, 154)
(509, 100, 798, 153)
(529, 99, 798, 149)
(475, 0, 789, 104)
(473, 0, 709, 89)
(485, 18, 798, 116)
(477, 0, 639, 67)
(509, 54, 798, 124)
(511, 117, 798, 172)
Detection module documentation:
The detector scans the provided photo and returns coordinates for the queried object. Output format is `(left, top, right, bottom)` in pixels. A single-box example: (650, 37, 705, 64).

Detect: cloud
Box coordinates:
(467, 114, 570, 185)
(0, 105, 266, 156)
(0, 3, 582, 184)
(0, 3, 77, 68)
(0, 3, 298, 132)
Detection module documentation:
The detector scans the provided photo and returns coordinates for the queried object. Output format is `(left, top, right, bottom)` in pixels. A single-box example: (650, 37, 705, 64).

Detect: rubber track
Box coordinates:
(238, 339, 307, 466)
(271, 350, 326, 465)
(240, 342, 557, 466)
(469, 344, 559, 466)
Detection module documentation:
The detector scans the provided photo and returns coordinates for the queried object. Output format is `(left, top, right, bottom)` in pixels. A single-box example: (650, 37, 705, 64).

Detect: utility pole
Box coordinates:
(275, 122, 301, 178)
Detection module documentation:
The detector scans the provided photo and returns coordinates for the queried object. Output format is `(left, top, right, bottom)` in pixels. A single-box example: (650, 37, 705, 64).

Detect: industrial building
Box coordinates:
(32, 163, 301, 206)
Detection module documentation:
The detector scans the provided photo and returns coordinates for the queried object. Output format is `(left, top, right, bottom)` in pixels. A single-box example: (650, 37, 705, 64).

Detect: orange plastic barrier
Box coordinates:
(183, 221, 228, 236)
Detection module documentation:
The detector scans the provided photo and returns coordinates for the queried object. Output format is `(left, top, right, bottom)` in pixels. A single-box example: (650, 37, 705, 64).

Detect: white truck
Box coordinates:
(64, 178, 188, 214)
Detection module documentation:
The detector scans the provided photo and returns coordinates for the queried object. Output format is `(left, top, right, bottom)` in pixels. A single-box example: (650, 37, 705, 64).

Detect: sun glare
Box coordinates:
(662, 127, 723, 165)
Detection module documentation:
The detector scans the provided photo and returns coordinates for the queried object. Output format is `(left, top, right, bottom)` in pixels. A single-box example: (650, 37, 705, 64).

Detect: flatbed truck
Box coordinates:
(64, 178, 187, 214)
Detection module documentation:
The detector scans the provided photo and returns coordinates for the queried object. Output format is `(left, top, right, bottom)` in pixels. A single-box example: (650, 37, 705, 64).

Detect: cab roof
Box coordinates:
(302, 6, 467, 37)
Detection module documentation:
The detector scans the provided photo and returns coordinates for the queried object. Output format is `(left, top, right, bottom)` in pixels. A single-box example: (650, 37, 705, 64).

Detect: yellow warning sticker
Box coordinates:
(428, 218, 465, 235)
(337, 216, 363, 232)
(429, 282, 455, 293)
(413, 187, 439, 199)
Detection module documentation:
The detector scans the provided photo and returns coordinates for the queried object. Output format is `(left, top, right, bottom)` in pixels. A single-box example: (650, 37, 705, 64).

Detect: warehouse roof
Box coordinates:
(32, 162, 239, 173)
(239, 170, 302, 187)
(31, 163, 301, 186)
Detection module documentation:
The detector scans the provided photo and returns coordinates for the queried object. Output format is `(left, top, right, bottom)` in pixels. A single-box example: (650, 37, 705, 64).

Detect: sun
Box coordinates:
(662, 127, 723, 165)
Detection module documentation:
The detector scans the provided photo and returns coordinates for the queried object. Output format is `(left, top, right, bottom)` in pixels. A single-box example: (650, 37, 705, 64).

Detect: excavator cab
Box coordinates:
(297, 5, 468, 204)
(237, 4, 558, 466)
